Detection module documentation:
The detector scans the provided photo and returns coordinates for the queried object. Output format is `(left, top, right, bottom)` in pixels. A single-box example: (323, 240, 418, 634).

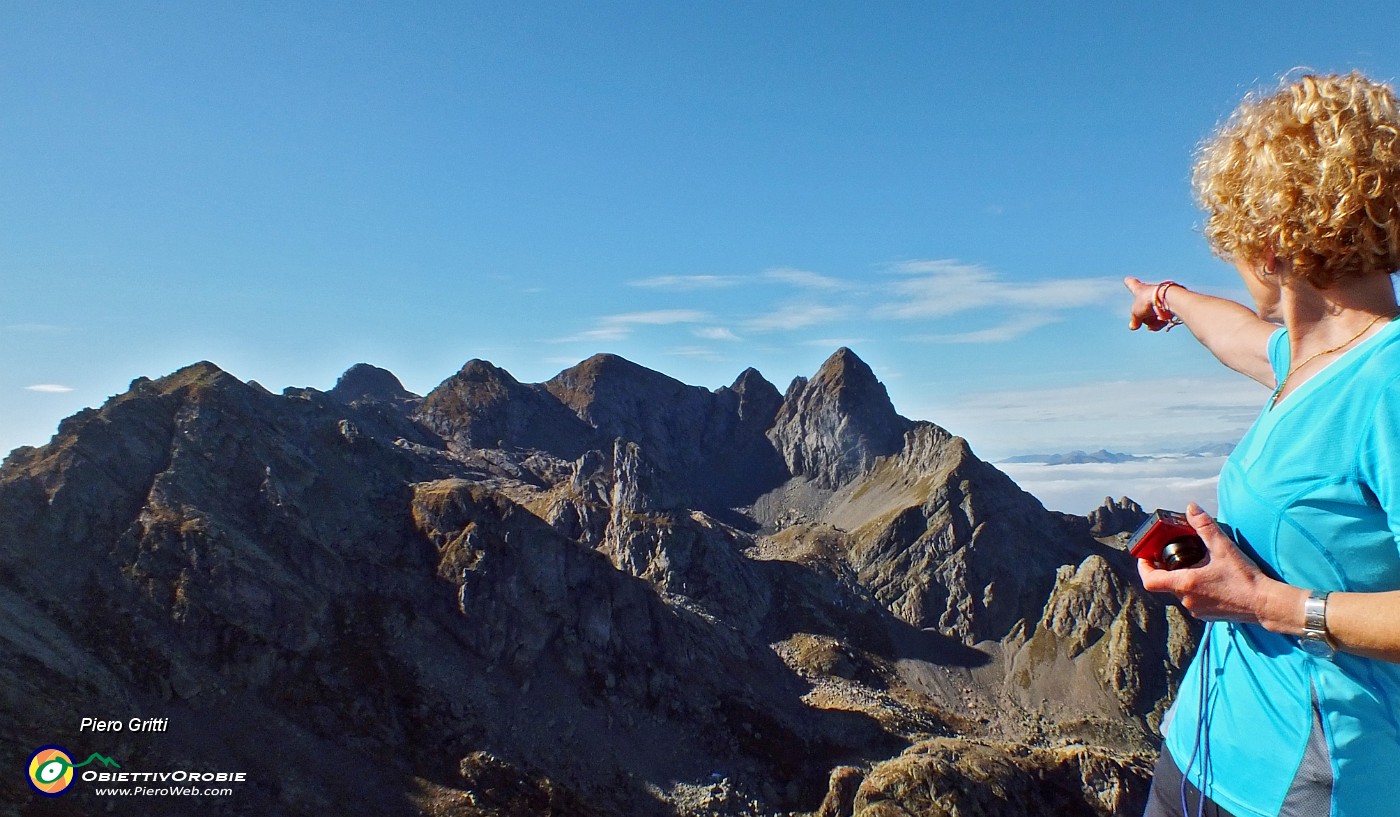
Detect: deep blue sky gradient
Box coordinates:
(5, 3, 1400, 511)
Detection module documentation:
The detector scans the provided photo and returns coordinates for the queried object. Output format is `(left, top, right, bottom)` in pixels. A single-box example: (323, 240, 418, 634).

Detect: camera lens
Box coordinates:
(1162, 537, 1206, 570)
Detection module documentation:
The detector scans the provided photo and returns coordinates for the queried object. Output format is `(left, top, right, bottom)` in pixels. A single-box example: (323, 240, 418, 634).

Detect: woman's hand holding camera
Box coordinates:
(1137, 503, 1307, 635)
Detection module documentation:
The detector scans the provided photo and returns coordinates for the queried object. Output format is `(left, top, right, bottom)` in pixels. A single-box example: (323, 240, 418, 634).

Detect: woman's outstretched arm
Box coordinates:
(1124, 277, 1278, 388)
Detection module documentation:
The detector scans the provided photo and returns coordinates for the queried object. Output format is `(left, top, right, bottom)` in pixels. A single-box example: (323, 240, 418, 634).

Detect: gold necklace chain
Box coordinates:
(1271, 312, 1396, 405)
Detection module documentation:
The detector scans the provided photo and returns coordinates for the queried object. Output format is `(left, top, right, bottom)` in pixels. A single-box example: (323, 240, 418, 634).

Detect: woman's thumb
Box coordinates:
(1186, 503, 1217, 533)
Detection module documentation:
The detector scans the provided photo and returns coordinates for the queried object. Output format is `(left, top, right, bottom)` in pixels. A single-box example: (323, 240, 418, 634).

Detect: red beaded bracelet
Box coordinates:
(1153, 281, 1185, 331)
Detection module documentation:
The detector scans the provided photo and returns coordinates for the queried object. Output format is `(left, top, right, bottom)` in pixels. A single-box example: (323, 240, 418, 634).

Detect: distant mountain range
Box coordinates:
(0, 347, 1189, 816)
(1002, 443, 1236, 466)
(1001, 448, 1144, 465)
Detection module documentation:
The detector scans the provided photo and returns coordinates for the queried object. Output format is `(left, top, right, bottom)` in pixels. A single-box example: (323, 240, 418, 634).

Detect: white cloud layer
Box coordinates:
(915, 376, 1267, 457)
(999, 455, 1226, 516)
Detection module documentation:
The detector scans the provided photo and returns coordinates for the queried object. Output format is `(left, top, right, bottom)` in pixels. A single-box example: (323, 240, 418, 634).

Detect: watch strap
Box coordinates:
(1303, 590, 1329, 634)
(1300, 590, 1334, 656)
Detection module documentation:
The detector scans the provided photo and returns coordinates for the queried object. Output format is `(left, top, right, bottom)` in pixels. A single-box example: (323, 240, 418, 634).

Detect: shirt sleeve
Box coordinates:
(1267, 326, 1289, 385)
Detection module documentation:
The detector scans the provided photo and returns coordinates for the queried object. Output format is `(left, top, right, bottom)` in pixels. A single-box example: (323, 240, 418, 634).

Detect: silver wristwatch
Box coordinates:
(1300, 590, 1335, 657)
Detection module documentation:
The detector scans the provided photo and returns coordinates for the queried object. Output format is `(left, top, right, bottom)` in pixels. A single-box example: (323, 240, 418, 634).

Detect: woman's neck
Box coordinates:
(1280, 275, 1399, 354)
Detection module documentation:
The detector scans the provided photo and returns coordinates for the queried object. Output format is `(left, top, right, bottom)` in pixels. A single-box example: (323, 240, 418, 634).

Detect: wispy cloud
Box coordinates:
(629, 268, 851, 292)
(762, 267, 849, 290)
(744, 304, 848, 332)
(612, 259, 1109, 347)
(907, 314, 1063, 344)
(877, 259, 1117, 320)
(628, 275, 740, 290)
(555, 309, 709, 343)
(24, 384, 75, 393)
(694, 326, 741, 341)
(665, 346, 726, 360)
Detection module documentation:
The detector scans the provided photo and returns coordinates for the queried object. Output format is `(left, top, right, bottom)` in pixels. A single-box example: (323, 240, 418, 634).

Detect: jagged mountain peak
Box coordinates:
(729, 366, 775, 394)
(725, 367, 784, 427)
(418, 358, 596, 458)
(421, 359, 530, 410)
(328, 363, 418, 405)
(542, 354, 787, 507)
(808, 347, 893, 406)
(768, 348, 911, 489)
(446, 358, 524, 386)
(544, 353, 692, 411)
(155, 359, 241, 393)
(814, 345, 870, 377)
(1088, 496, 1148, 538)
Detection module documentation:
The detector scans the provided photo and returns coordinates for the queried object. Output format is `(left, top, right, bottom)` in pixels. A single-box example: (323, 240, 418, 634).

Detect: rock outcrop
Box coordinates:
(822, 424, 1086, 644)
(0, 349, 1192, 816)
(1088, 496, 1148, 538)
(826, 737, 1154, 817)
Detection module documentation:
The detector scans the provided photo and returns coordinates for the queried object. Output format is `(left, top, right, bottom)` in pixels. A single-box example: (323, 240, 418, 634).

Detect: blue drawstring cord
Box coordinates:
(1179, 625, 1214, 816)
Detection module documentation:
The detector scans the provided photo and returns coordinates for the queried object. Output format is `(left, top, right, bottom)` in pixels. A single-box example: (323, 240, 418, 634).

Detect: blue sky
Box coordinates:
(5, 2, 1400, 512)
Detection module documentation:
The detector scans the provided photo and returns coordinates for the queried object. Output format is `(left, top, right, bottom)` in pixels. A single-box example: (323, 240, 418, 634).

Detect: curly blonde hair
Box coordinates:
(1193, 71, 1400, 287)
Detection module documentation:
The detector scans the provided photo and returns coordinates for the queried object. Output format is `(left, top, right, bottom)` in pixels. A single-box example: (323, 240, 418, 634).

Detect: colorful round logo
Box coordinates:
(27, 745, 75, 796)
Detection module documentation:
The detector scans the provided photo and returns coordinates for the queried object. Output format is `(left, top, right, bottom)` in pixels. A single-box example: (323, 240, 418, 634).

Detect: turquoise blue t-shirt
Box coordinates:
(1164, 320, 1400, 817)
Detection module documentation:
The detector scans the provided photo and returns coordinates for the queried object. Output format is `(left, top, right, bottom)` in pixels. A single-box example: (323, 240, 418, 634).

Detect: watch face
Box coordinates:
(1300, 635, 1335, 657)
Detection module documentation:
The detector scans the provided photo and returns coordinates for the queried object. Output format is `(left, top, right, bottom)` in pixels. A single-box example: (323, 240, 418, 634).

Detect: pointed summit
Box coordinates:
(726, 367, 783, 424)
(809, 347, 903, 428)
(730, 366, 774, 393)
(156, 360, 239, 392)
(328, 363, 417, 405)
(767, 348, 911, 489)
(543, 353, 707, 450)
(544, 353, 693, 420)
(816, 346, 868, 374)
(417, 359, 598, 457)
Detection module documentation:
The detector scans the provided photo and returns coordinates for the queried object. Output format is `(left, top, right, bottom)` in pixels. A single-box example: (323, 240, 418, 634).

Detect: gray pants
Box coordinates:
(1143, 747, 1236, 817)
(1144, 695, 1333, 817)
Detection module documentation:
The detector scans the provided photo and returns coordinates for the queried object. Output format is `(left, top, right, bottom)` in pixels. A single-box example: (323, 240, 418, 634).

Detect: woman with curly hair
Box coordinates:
(1126, 71, 1400, 817)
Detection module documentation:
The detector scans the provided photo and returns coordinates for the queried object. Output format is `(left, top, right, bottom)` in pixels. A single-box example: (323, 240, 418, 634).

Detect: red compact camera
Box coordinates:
(1127, 509, 1207, 570)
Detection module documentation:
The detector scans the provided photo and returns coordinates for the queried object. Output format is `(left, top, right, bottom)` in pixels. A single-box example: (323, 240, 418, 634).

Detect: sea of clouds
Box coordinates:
(909, 374, 1270, 517)
(998, 453, 1227, 516)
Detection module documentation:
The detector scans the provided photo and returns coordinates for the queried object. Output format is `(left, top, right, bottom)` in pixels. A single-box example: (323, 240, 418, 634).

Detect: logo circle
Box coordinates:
(27, 745, 74, 796)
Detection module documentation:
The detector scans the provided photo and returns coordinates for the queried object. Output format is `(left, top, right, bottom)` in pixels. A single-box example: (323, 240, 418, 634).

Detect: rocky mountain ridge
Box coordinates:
(0, 348, 1190, 816)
